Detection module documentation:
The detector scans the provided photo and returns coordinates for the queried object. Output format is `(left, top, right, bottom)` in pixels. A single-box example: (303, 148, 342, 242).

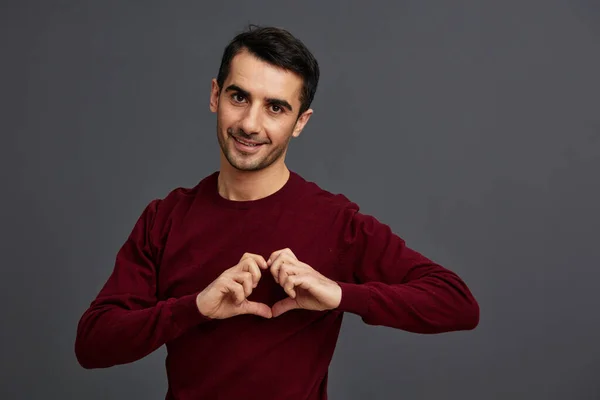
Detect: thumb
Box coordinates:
(239, 300, 273, 319)
(272, 297, 300, 318)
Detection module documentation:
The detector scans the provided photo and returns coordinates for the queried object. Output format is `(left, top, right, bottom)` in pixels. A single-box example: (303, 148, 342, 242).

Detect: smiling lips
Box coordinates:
(232, 135, 267, 151)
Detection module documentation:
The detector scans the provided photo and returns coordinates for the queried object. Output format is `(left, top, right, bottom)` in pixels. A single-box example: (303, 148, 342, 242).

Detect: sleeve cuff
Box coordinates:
(336, 282, 372, 316)
(168, 293, 211, 331)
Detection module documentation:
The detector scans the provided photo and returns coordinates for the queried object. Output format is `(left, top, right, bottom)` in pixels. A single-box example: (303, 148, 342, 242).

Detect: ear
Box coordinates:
(292, 109, 313, 138)
(209, 79, 220, 113)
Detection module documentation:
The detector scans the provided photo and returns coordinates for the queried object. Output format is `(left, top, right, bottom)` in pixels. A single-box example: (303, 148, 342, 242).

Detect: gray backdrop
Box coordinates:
(2, 1, 599, 399)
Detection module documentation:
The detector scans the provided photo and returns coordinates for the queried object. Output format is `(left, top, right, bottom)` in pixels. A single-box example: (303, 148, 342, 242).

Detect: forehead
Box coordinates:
(225, 50, 303, 105)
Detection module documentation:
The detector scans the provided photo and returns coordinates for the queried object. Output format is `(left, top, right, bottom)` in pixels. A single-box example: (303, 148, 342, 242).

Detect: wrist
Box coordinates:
(330, 282, 342, 309)
(195, 292, 212, 319)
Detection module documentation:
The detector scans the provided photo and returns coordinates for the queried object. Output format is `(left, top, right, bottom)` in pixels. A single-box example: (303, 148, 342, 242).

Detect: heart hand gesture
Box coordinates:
(195, 253, 273, 319)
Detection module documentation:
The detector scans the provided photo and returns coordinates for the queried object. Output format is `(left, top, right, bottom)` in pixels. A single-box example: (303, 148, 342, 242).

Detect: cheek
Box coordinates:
(264, 118, 295, 141)
(217, 105, 238, 128)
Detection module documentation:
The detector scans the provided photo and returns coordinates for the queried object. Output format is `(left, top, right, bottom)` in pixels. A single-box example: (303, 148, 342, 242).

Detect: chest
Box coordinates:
(155, 208, 342, 306)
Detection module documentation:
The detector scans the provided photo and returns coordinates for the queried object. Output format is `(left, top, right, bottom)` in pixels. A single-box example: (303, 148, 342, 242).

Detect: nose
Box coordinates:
(239, 104, 262, 136)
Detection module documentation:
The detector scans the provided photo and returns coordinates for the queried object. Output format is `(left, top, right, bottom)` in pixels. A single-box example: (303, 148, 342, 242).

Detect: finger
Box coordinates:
(267, 248, 296, 266)
(267, 250, 282, 267)
(271, 297, 300, 317)
(241, 252, 268, 269)
(278, 261, 298, 288)
(269, 254, 289, 284)
(241, 300, 273, 319)
(284, 273, 315, 298)
(233, 271, 253, 297)
(269, 255, 281, 283)
(226, 280, 246, 305)
(270, 253, 298, 284)
(240, 259, 261, 287)
(281, 274, 297, 298)
(268, 248, 294, 265)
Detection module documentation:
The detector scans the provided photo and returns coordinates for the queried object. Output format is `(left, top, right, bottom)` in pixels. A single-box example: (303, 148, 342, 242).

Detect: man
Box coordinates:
(75, 25, 479, 399)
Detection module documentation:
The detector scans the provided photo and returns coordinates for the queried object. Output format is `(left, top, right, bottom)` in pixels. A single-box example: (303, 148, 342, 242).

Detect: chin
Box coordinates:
(225, 153, 265, 172)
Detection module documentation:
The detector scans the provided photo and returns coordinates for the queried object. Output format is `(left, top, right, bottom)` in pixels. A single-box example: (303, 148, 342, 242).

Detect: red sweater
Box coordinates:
(75, 171, 479, 399)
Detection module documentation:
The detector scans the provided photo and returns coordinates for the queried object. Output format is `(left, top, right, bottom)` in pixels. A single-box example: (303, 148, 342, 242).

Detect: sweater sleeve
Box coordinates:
(335, 205, 480, 334)
(75, 199, 210, 369)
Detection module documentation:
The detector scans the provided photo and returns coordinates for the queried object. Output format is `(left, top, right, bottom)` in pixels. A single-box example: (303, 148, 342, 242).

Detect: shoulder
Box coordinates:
(291, 171, 360, 218)
(292, 172, 391, 236)
(292, 172, 390, 251)
(142, 171, 218, 230)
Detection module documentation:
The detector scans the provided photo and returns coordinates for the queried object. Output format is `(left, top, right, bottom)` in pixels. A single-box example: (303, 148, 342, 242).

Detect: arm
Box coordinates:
(335, 206, 480, 334)
(74, 200, 209, 369)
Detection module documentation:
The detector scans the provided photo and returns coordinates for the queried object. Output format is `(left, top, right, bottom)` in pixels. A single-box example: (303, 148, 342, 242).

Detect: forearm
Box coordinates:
(336, 206, 480, 333)
(336, 270, 479, 333)
(75, 293, 207, 368)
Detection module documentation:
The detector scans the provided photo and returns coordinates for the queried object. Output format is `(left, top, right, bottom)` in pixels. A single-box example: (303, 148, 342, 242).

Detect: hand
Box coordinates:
(267, 248, 342, 317)
(196, 253, 272, 319)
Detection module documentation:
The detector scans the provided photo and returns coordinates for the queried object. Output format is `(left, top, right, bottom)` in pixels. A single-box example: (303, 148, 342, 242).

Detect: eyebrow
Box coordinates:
(225, 84, 294, 112)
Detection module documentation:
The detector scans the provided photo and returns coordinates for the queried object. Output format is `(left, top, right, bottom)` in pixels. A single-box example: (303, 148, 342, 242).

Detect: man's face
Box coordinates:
(210, 49, 312, 172)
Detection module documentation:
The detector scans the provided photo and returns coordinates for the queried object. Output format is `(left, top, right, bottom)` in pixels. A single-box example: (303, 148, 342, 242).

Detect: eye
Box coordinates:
(270, 104, 282, 113)
(231, 93, 246, 103)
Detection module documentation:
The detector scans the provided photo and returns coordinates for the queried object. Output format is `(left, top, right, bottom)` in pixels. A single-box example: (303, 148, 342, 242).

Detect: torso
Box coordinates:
(155, 172, 349, 399)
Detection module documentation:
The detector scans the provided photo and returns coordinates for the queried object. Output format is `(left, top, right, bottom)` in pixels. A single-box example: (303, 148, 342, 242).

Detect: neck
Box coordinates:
(218, 157, 290, 202)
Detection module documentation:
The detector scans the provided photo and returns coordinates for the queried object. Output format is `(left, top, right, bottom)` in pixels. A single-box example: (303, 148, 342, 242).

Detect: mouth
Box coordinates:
(233, 136, 263, 147)
(231, 134, 267, 154)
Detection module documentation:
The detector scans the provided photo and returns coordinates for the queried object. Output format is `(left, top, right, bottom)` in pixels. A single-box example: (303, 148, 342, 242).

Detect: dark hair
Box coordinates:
(216, 25, 320, 116)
